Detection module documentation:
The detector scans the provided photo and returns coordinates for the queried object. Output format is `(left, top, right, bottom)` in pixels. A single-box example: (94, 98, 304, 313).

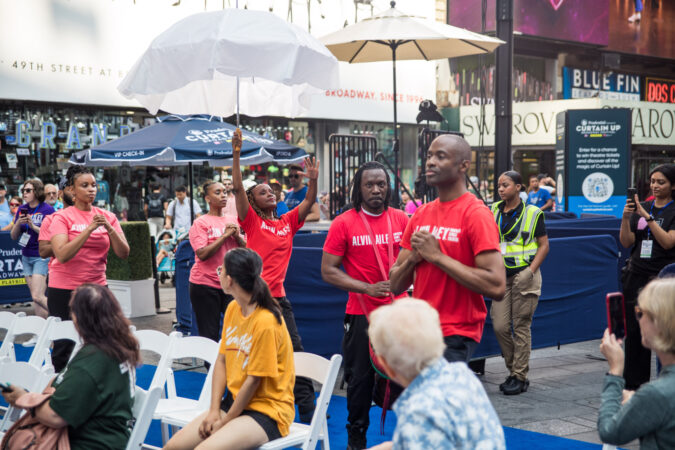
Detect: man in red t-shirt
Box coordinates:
(390, 134, 505, 363)
(322, 161, 409, 450)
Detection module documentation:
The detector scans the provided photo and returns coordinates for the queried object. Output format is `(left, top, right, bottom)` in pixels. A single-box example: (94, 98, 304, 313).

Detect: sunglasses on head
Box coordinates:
(21, 188, 33, 193)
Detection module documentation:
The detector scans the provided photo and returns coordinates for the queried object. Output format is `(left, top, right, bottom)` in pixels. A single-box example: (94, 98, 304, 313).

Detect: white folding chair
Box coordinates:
(153, 336, 220, 444)
(126, 385, 163, 450)
(29, 317, 82, 370)
(0, 315, 48, 364)
(0, 361, 54, 432)
(601, 445, 617, 450)
(259, 353, 342, 450)
(133, 329, 181, 391)
(0, 312, 24, 337)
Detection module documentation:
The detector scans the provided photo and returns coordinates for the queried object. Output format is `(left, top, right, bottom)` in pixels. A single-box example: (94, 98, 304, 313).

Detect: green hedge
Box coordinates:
(106, 221, 153, 281)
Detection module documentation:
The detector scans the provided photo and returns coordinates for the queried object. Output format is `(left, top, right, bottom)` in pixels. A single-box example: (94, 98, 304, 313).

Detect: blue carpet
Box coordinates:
(4, 349, 610, 449)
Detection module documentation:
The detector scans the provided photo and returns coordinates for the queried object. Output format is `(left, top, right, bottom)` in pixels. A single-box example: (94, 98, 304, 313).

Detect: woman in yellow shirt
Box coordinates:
(165, 247, 295, 449)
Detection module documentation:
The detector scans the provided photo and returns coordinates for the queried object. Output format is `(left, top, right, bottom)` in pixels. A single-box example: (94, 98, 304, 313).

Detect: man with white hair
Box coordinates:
(368, 299, 505, 450)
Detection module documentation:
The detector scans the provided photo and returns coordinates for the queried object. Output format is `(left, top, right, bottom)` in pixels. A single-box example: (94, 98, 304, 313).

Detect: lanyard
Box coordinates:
(497, 202, 524, 242)
(647, 200, 673, 239)
(356, 209, 396, 318)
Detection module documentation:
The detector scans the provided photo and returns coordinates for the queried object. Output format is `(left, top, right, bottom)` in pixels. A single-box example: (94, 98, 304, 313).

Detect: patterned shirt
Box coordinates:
(392, 358, 505, 450)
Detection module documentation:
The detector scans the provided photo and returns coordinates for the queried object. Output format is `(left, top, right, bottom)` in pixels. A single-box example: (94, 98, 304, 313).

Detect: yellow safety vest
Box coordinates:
(492, 201, 542, 270)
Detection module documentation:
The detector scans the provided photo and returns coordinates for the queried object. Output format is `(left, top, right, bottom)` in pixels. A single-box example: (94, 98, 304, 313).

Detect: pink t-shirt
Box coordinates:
(48, 206, 123, 290)
(189, 214, 242, 289)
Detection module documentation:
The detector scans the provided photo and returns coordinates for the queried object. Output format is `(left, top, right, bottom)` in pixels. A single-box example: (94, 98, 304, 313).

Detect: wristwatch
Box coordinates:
(646, 215, 655, 222)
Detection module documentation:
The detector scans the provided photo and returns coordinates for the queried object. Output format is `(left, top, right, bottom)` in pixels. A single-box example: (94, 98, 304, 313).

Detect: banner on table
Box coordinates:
(0, 232, 31, 304)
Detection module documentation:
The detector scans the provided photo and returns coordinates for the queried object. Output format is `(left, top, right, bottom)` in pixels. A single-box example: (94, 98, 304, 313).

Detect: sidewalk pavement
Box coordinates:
(10, 283, 647, 449)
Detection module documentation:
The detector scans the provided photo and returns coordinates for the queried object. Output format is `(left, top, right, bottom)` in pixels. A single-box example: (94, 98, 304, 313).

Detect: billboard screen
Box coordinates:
(449, 0, 675, 59)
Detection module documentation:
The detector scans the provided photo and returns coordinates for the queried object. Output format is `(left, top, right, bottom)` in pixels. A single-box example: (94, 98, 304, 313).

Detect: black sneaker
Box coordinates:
(503, 378, 529, 395)
(346, 426, 367, 450)
(499, 375, 515, 392)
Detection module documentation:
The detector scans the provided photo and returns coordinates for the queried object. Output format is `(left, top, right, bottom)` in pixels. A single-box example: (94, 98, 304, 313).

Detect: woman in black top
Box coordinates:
(619, 163, 675, 389)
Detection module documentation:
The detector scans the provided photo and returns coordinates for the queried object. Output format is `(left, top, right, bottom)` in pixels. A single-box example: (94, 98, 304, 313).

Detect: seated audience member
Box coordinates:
(368, 299, 506, 450)
(598, 278, 675, 449)
(165, 248, 295, 450)
(156, 230, 176, 267)
(2, 284, 139, 449)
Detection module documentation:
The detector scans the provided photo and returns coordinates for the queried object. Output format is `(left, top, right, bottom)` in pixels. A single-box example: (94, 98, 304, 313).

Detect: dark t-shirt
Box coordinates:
(49, 344, 134, 450)
(628, 201, 675, 276)
(496, 201, 546, 277)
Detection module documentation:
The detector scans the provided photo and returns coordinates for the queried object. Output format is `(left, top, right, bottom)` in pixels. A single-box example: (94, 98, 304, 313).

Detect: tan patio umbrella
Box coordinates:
(320, 0, 504, 181)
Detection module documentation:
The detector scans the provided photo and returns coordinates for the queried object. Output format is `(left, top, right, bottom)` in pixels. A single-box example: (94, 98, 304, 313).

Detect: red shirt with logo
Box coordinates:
(239, 205, 304, 297)
(323, 208, 409, 315)
(401, 193, 500, 342)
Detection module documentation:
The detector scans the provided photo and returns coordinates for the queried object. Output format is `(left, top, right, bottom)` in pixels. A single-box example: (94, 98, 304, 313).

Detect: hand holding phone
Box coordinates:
(627, 188, 637, 209)
(606, 293, 627, 340)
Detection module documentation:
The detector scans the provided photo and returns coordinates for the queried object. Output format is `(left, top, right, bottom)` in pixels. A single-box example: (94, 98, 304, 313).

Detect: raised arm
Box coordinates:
(296, 156, 319, 224)
(231, 129, 250, 222)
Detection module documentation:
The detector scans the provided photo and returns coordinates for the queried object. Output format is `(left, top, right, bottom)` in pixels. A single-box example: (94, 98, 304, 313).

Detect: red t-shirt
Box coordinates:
(48, 206, 123, 290)
(401, 193, 500, 342)
(323, 208, 409, 315)
(239, 205, 304, 297)
(189, 213, 242, 289)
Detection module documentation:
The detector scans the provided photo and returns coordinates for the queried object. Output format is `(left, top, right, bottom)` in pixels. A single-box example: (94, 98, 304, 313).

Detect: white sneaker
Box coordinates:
(23, 336, 38, 347)
(628, 12, 641, 22)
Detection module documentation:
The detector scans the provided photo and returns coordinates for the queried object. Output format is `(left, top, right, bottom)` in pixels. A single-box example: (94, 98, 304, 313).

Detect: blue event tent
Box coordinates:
(69, 115, 307, 167)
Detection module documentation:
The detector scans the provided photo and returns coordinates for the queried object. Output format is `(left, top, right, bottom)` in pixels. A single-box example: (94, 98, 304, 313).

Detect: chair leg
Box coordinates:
(161, 421, 171, 445)
(321, 419, 330, 450)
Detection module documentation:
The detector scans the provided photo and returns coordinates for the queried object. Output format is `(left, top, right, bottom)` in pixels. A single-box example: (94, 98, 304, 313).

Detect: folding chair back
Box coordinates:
(0, 315, 48, 363)
(167, 336, 219, 405)
(260, 353, 343, 450)
(134, 329, 180, 390)
(30, 318, 82, 369)
(126, 385, 162, 450)
(0, 312, 23, 334)
(0, 361, 54, 432)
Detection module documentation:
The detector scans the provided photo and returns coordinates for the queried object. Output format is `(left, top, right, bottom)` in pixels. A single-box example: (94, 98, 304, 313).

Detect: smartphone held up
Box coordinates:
(606, 292, 627, 340)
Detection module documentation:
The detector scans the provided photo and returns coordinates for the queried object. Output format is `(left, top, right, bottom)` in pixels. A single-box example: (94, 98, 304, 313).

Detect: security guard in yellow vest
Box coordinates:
(491, 171, 549, 396)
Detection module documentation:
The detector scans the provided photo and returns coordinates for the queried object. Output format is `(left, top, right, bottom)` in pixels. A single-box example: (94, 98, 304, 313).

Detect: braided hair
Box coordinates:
(246, 184, 278, 220)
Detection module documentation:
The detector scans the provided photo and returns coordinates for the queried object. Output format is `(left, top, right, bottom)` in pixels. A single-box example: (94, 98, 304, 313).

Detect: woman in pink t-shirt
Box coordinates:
(189, 180, 246, 342)
(48, 166, 130, 372)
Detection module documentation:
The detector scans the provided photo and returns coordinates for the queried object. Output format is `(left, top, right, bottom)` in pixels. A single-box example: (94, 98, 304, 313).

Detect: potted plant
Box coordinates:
(106, 221, 156, 318)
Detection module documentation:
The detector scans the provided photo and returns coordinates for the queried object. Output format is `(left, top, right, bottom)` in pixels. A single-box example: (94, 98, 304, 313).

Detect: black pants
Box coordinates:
(342, 314, 374, 436)
(275, 296, 315, 419)
(622, 269, 654, 390)
(47, 287, 75, 373)
(189, 283, 233, 342)
(443, 335, 479, 363)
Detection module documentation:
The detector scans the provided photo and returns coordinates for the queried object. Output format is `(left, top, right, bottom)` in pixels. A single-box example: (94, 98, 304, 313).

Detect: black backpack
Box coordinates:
(147, 193, 164, 217)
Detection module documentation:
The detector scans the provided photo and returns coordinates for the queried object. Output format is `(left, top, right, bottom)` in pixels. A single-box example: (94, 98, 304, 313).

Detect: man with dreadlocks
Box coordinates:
(321, 161, 409, 450)
(231, 128, 317, 423)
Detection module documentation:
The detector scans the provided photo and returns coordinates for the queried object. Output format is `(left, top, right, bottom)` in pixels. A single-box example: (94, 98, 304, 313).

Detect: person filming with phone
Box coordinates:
(619, 164, 675, 391)
(597, 278, 675, 449)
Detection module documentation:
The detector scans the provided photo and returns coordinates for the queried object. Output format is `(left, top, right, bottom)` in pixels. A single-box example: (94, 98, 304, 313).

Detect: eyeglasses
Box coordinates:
(21, 188, 33, 193)
(289, 174, 301, 179)
(9, 202, 20, 207)
(634, 305, 645, 320)
(46, 192, 58, 196)
(216, 265, 223, 277)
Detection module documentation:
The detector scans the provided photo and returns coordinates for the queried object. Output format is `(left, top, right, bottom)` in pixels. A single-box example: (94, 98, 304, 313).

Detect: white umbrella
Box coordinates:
(118, 8, 339, 121)
(320, 0, 503, 179)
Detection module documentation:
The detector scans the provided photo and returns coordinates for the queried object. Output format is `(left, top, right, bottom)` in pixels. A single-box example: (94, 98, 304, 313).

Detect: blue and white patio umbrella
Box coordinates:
(69, 115, 307, 167)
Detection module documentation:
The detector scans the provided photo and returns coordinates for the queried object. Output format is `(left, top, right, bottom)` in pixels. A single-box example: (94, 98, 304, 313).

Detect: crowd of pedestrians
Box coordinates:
(0, 133, 673, 449)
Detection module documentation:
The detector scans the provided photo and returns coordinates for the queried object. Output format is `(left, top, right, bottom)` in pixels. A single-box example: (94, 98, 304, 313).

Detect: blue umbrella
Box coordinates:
(69, 114, 307, 167)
